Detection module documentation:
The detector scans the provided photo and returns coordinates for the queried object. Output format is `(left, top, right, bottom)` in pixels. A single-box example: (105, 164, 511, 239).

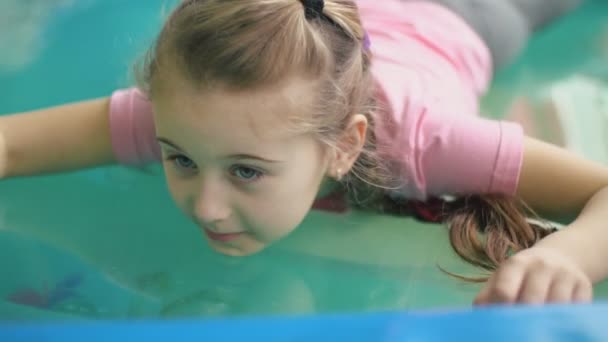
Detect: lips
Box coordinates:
(203, 228, 244, 242)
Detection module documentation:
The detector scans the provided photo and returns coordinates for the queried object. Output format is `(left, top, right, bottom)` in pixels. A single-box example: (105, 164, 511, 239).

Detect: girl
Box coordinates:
(0, 0, 602, 306)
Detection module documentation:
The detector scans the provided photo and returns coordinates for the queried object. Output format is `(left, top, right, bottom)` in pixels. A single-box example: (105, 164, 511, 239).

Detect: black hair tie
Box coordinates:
(302, 0, 325, 20)
(300, 0, 371, 52)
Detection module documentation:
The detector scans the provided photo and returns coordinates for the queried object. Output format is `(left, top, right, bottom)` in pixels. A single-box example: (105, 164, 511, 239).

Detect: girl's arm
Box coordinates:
(0, 98, 116, 178)
(517, 137, 608, 282)
(476, 137, 608, 304)
(517, 137, 608, 222)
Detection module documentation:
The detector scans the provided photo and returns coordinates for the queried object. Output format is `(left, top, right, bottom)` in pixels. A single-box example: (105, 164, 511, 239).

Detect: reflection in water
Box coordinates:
(1, 232, 161, 318)
(3, 236, 417, 319)
(159, 277, 315, 317)
(139, 254, 318, 317)
(135, 250, 424, 318)
(0, 0, 75, 71)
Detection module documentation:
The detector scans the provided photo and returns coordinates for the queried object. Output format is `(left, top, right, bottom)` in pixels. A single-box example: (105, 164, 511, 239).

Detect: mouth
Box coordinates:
(203, 228, 244, 242)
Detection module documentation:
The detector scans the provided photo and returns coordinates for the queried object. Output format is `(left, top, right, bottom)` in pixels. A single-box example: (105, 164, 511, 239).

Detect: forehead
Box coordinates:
(152, 76, 320, 155)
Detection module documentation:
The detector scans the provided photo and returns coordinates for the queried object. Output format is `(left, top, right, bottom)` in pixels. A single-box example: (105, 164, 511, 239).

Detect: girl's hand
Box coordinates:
(474, 246, 593, 305)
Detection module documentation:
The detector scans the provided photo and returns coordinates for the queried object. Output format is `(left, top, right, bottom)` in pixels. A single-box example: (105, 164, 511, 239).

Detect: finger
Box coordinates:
(473, 283, 492, 306)
(482, 262, 527, 304)
(518, 268, 553, 304)
(547, 277, 576, 303)
(572, 280, 593, 303)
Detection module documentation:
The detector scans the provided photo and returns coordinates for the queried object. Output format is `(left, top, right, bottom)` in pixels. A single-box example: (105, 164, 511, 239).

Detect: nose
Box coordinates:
(193, 176, 232, 225)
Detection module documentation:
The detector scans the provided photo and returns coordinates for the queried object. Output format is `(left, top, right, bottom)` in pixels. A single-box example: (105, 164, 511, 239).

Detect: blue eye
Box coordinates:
(171, 155, 196, 169)
(231, 166, 263, 182)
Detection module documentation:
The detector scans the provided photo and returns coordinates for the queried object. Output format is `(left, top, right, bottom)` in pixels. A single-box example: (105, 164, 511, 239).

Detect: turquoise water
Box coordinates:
(1, 0, 607, 320)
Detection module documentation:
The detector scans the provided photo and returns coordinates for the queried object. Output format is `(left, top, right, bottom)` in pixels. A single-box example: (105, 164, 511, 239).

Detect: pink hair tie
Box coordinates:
(363, 31, 371, 51)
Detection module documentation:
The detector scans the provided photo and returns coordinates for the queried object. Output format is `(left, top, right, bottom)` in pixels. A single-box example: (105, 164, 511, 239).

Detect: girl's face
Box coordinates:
(152, 75, 331, 256)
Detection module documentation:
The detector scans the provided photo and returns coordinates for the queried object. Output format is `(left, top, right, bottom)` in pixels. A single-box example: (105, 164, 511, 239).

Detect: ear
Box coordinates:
(329, 114, 368, 180)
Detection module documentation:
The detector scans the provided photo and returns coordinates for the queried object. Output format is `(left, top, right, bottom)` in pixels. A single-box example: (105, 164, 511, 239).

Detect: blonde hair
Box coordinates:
(139, 0, 391, 205)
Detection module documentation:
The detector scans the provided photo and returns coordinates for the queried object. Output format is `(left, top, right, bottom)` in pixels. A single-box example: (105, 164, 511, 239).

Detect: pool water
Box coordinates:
(1, 0, 607, 320)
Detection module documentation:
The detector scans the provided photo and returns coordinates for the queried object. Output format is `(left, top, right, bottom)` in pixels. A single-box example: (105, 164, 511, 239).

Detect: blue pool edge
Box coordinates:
(1, 302, 607, 341)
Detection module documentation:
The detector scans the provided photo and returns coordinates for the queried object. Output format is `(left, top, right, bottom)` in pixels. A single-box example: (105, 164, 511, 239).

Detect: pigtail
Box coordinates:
(442, 195, 558, 280)
(407, 195, 559, 281)
(364, 193, 558, 281)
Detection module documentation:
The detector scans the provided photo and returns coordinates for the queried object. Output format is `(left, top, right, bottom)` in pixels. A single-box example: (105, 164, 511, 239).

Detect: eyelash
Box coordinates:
(165, 154, 265, 183)
(229, 165, 264, 182)
(167, 155, 196, 170)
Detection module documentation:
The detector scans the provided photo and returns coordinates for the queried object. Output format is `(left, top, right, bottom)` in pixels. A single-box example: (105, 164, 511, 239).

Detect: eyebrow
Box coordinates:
(157, 137, 184, 151)
(156, 137, 283, 163)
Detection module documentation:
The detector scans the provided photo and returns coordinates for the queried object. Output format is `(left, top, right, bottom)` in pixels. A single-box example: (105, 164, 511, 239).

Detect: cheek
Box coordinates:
(162, 169, 192, 212)
(242, 198, 309, 244)
(244, 162, 326, 239)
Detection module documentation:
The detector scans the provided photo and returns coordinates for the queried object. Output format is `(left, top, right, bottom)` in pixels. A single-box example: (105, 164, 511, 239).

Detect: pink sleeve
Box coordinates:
(109, 88, 161, 165)
(358, 0, 524, 199)
(403, 107, 524, 198)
